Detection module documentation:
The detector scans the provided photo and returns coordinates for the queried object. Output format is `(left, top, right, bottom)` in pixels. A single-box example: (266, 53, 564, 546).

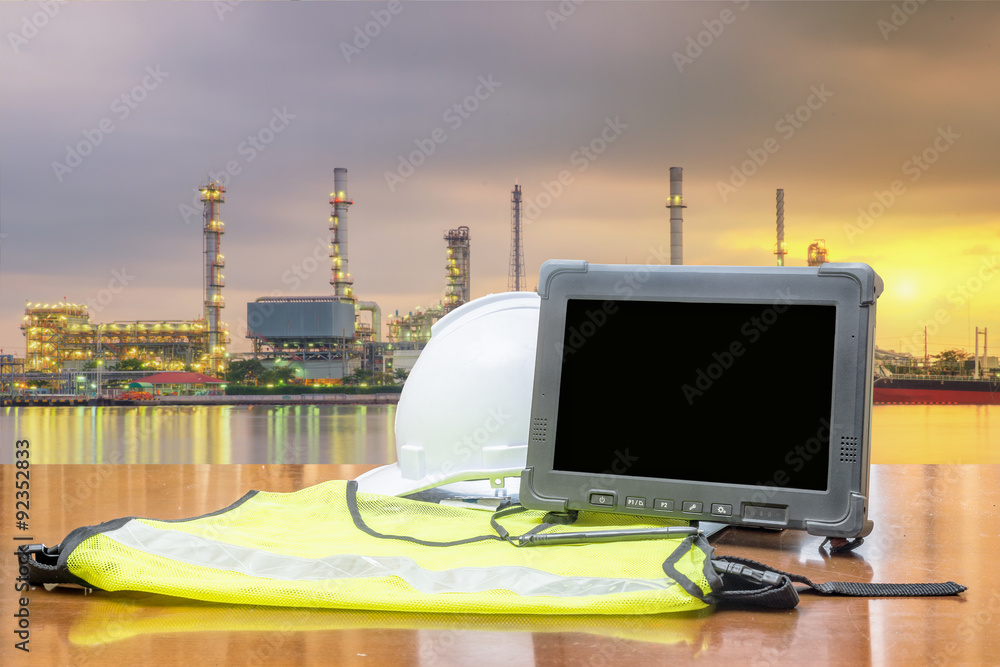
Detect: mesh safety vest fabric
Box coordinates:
(29, 480, 718, 615)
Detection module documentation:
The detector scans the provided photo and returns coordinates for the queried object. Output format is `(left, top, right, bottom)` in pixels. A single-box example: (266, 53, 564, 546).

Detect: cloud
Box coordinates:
(2, 1, 998, 355)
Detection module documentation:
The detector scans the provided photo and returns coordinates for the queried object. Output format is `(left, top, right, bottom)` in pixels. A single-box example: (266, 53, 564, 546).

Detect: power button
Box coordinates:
(589, 493, 615, 507)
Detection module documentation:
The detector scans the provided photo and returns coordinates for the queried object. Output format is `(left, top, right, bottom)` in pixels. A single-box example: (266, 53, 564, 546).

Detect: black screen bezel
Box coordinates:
(551, 297, 837, 492)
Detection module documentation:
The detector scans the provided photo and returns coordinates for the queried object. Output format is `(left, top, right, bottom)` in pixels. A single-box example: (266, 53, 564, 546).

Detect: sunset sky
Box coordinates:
(2, 1, 997, 358)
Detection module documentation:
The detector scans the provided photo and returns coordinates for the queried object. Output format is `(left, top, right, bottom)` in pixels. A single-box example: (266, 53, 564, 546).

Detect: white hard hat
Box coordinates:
(354, 291, 540, 497)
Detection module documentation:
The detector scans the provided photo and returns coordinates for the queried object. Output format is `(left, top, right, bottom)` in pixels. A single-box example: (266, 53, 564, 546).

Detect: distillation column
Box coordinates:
(667, 167, 686, 265)
(807, 240, 829, 266)
(508, 184, 525, 291)
(329, 167, 355, 303)
(775, 188, 787, 267)
(444, 226, 471, 312)
(201, 181, 227, 376)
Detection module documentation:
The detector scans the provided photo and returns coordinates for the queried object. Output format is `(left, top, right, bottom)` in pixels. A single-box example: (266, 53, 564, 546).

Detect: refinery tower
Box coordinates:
(508, 184, 525, 291)
(201, 180, 228, 375)
(387, 226, 472, 343)
(444, 226, 471, 313)
(20, 179, 229, 376)
(246, 167, 383, 380)
(329, 167, 354, 303)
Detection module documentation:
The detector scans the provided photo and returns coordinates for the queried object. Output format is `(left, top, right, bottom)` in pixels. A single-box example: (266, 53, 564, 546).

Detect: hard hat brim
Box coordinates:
(353, 462, 522, 499)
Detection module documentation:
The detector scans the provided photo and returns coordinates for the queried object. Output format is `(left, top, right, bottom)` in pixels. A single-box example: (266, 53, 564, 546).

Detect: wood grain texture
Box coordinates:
(3, 464, 994, 666)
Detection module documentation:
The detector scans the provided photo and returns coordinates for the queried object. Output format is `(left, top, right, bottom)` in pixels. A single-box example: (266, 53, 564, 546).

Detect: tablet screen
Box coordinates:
(553, 298, 837, 491)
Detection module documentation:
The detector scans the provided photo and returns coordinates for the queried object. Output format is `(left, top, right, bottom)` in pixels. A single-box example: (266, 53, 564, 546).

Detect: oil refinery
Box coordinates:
(10, 166, 838, 393)
(244, 169, 472, 381)
(13, 167, 481, 389)
(20, 179, 231, 377)
(385, 224, 471, 346)
(246, 167, 385, 380)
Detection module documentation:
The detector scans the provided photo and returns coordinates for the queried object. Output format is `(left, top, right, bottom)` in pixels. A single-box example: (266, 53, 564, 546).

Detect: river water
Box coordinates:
(2, 404, 997, 465)
(2, 404, 397, 465)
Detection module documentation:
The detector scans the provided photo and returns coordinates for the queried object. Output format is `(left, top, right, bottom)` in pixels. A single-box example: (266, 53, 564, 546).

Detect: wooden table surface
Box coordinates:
(3, 464, 996, 666)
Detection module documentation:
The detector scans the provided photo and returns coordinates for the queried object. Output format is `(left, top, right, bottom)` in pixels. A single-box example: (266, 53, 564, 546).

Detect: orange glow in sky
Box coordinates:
(1, 2, 997, 360)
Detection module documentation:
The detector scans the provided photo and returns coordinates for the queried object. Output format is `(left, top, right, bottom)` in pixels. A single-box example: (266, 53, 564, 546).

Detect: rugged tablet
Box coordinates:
(520, 260, 882, 538)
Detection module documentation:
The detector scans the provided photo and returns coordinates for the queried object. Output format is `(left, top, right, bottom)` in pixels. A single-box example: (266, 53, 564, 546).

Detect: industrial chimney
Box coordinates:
(775, 188, 787, 266)
(508, 183, 525, 290)
(329, 167, 355, 303)
(667, 167, 686, 265)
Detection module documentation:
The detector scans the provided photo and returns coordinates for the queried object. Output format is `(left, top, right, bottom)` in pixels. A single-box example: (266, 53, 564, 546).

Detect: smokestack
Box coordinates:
(667, 167, 686, 265)
(329, 167, 355, 303)
(775, 188, 787, 267)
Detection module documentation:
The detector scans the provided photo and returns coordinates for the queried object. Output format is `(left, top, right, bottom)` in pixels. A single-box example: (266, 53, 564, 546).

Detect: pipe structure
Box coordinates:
(357, 301, 381, 343)
(807, 239, 829, 266)
(444, 226, 471, 312)
(200, 180, 227, 376)
(975, 327, 984, 380)
(329, 167, 355, 303)
(775, 188, 787, 267)
(667, 167, 686, 265)
(508, 184, 525, 291)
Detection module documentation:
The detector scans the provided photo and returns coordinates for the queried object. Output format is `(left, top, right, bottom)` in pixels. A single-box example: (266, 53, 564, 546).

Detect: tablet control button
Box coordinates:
(589, 493, 615, 507)
(625, 496, 646, 509)
(711, 504, 733, 517)
(653, 499, 674, 511)
(682, 501, 703, 514)
(742, 504, 789, 525)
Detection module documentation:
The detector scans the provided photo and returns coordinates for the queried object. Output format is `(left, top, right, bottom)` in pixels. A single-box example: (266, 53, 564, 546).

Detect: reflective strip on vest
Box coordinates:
(102, 519, 678, 598)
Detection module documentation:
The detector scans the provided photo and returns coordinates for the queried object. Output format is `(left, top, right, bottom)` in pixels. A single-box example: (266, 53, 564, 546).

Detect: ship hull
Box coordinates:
(874, 378, 1000, 405)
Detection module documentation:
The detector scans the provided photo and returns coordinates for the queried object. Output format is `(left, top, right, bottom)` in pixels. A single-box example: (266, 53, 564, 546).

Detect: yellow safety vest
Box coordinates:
(26, 481, 716, 615)
(24, 481, 965, 613)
